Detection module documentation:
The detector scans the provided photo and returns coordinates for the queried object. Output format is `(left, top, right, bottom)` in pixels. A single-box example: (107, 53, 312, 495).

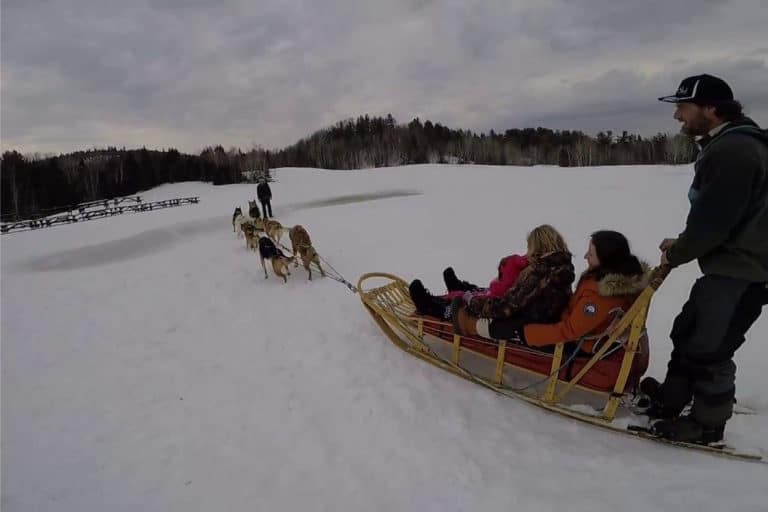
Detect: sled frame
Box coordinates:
(358, 267, 768, 463)
(357, 268, 669, 422)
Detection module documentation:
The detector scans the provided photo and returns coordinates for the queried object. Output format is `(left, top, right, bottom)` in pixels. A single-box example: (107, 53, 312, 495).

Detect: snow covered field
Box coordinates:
(2, 164, 767, 511)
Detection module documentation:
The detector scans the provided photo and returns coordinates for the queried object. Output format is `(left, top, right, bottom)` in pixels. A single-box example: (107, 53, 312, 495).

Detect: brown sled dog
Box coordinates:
(242, 221, 259, 251)
(258, 235, 294, 283)
(289, 225, 325, 281)
(264, 219, 285, 245)
(250, 216, 266, 234)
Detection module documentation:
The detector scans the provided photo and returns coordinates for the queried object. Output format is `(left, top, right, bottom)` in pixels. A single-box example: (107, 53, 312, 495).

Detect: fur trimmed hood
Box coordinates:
(595, 261, 651, 297)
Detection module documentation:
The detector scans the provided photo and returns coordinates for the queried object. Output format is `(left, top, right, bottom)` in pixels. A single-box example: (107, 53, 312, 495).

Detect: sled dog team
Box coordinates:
(231, 206, 324, 284)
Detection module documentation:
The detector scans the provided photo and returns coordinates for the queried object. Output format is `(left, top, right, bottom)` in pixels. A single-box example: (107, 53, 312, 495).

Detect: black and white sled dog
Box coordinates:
(233, 208, 265, 239)
(232, 207, 243, 234)
(257, 234, 294, 283)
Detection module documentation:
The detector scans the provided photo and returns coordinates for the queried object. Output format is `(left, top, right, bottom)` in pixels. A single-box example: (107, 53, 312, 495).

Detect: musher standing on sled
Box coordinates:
(646, 74, 768, 443)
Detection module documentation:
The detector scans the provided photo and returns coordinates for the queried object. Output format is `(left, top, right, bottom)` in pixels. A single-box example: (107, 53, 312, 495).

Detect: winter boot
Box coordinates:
(637, 377, 734, 420)
(640, 376, 663, 402)
(637, 376, 662, 409)
(443, 267, 478, 293)
(409, 280, 450, 319)
(651, 416, 725, 445)
(637, 376, 680, 419)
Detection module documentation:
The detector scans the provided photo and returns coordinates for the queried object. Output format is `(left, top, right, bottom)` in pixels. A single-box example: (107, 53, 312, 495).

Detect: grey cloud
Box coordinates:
(2, 0, 767, 155)
(504, 58, 768, 136)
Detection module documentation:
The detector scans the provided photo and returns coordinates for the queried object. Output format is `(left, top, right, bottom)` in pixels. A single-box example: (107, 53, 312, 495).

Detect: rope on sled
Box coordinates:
(277, 240, 358, 294)
(317, 254, 358, 293)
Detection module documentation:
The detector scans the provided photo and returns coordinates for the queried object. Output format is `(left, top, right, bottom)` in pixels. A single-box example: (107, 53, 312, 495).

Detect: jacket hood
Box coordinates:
(595, 261, 651, 297)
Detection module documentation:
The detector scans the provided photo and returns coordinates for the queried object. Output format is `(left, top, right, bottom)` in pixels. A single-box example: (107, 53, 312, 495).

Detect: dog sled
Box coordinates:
(357, 266, 766, 463)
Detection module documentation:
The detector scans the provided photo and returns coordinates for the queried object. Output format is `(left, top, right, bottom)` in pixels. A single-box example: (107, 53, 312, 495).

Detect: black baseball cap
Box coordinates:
(658, 74, 734, 104)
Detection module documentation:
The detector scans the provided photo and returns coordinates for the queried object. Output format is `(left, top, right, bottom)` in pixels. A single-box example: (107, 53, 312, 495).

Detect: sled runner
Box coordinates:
(357, 267, 766, 463)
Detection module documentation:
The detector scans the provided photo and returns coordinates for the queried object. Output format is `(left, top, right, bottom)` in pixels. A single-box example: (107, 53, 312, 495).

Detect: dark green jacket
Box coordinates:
(666, 117, 768, 281)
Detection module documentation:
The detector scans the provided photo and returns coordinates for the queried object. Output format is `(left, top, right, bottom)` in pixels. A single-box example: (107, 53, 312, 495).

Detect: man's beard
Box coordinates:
(680, 112, 711, 136)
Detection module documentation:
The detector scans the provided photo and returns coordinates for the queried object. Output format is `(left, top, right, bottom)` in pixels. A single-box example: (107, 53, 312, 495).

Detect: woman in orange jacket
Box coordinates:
(453, 230, 648, 350)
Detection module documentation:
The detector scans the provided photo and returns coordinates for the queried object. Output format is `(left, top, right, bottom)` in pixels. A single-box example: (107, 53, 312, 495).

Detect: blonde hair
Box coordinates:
(526, 224, 568, 258)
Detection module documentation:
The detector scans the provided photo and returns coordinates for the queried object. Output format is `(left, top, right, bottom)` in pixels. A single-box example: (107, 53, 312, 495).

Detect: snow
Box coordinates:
(2, 164, 767, 511)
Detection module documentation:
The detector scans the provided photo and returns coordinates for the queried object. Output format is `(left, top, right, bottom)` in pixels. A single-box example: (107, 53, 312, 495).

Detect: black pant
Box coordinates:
(661, 276, 767, 427)
(260, 199, 272, 218)
(488, 316, 526, 339)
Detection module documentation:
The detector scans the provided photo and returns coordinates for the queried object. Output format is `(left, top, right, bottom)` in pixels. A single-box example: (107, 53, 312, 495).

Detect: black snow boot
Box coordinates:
(640, 376, 662, 401)
(409, 280, 451, 319)
(443, 267, 478, 293)
(637, 376, 662, 408)
(651, 416, 725, 445)
(637, 376, 677, 419)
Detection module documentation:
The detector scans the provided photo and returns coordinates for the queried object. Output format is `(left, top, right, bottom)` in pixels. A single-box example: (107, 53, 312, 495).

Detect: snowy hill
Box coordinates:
(2, 164, 767, 511)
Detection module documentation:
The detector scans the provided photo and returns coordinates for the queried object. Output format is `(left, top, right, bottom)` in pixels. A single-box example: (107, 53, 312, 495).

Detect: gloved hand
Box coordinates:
(659, 238, 677, 251)
(462, 290, 474, 305)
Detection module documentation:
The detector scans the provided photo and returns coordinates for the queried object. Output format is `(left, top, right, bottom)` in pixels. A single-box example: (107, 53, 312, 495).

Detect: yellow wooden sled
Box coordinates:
(357, 266, 766, 463)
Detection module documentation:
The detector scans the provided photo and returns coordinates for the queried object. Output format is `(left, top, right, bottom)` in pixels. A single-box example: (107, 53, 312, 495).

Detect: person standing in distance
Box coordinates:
(257, 176, 273, 218)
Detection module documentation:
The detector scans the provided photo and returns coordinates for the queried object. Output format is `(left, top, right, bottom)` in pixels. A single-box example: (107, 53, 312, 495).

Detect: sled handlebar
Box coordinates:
(649, 264, 672, 290)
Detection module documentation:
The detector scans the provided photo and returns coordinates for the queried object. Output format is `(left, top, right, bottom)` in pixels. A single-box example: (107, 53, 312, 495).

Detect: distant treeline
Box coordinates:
(0, 147, 256, 221)
(1, 114, 696, 221)
(268, 114, 697, 170)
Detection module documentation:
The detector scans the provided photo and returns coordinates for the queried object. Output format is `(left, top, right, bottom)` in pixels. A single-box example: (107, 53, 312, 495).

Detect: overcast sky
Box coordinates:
(2, 0, 767, 155)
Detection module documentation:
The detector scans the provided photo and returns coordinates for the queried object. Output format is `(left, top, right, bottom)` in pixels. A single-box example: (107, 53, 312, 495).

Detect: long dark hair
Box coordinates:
(583, 230, 643, 281)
